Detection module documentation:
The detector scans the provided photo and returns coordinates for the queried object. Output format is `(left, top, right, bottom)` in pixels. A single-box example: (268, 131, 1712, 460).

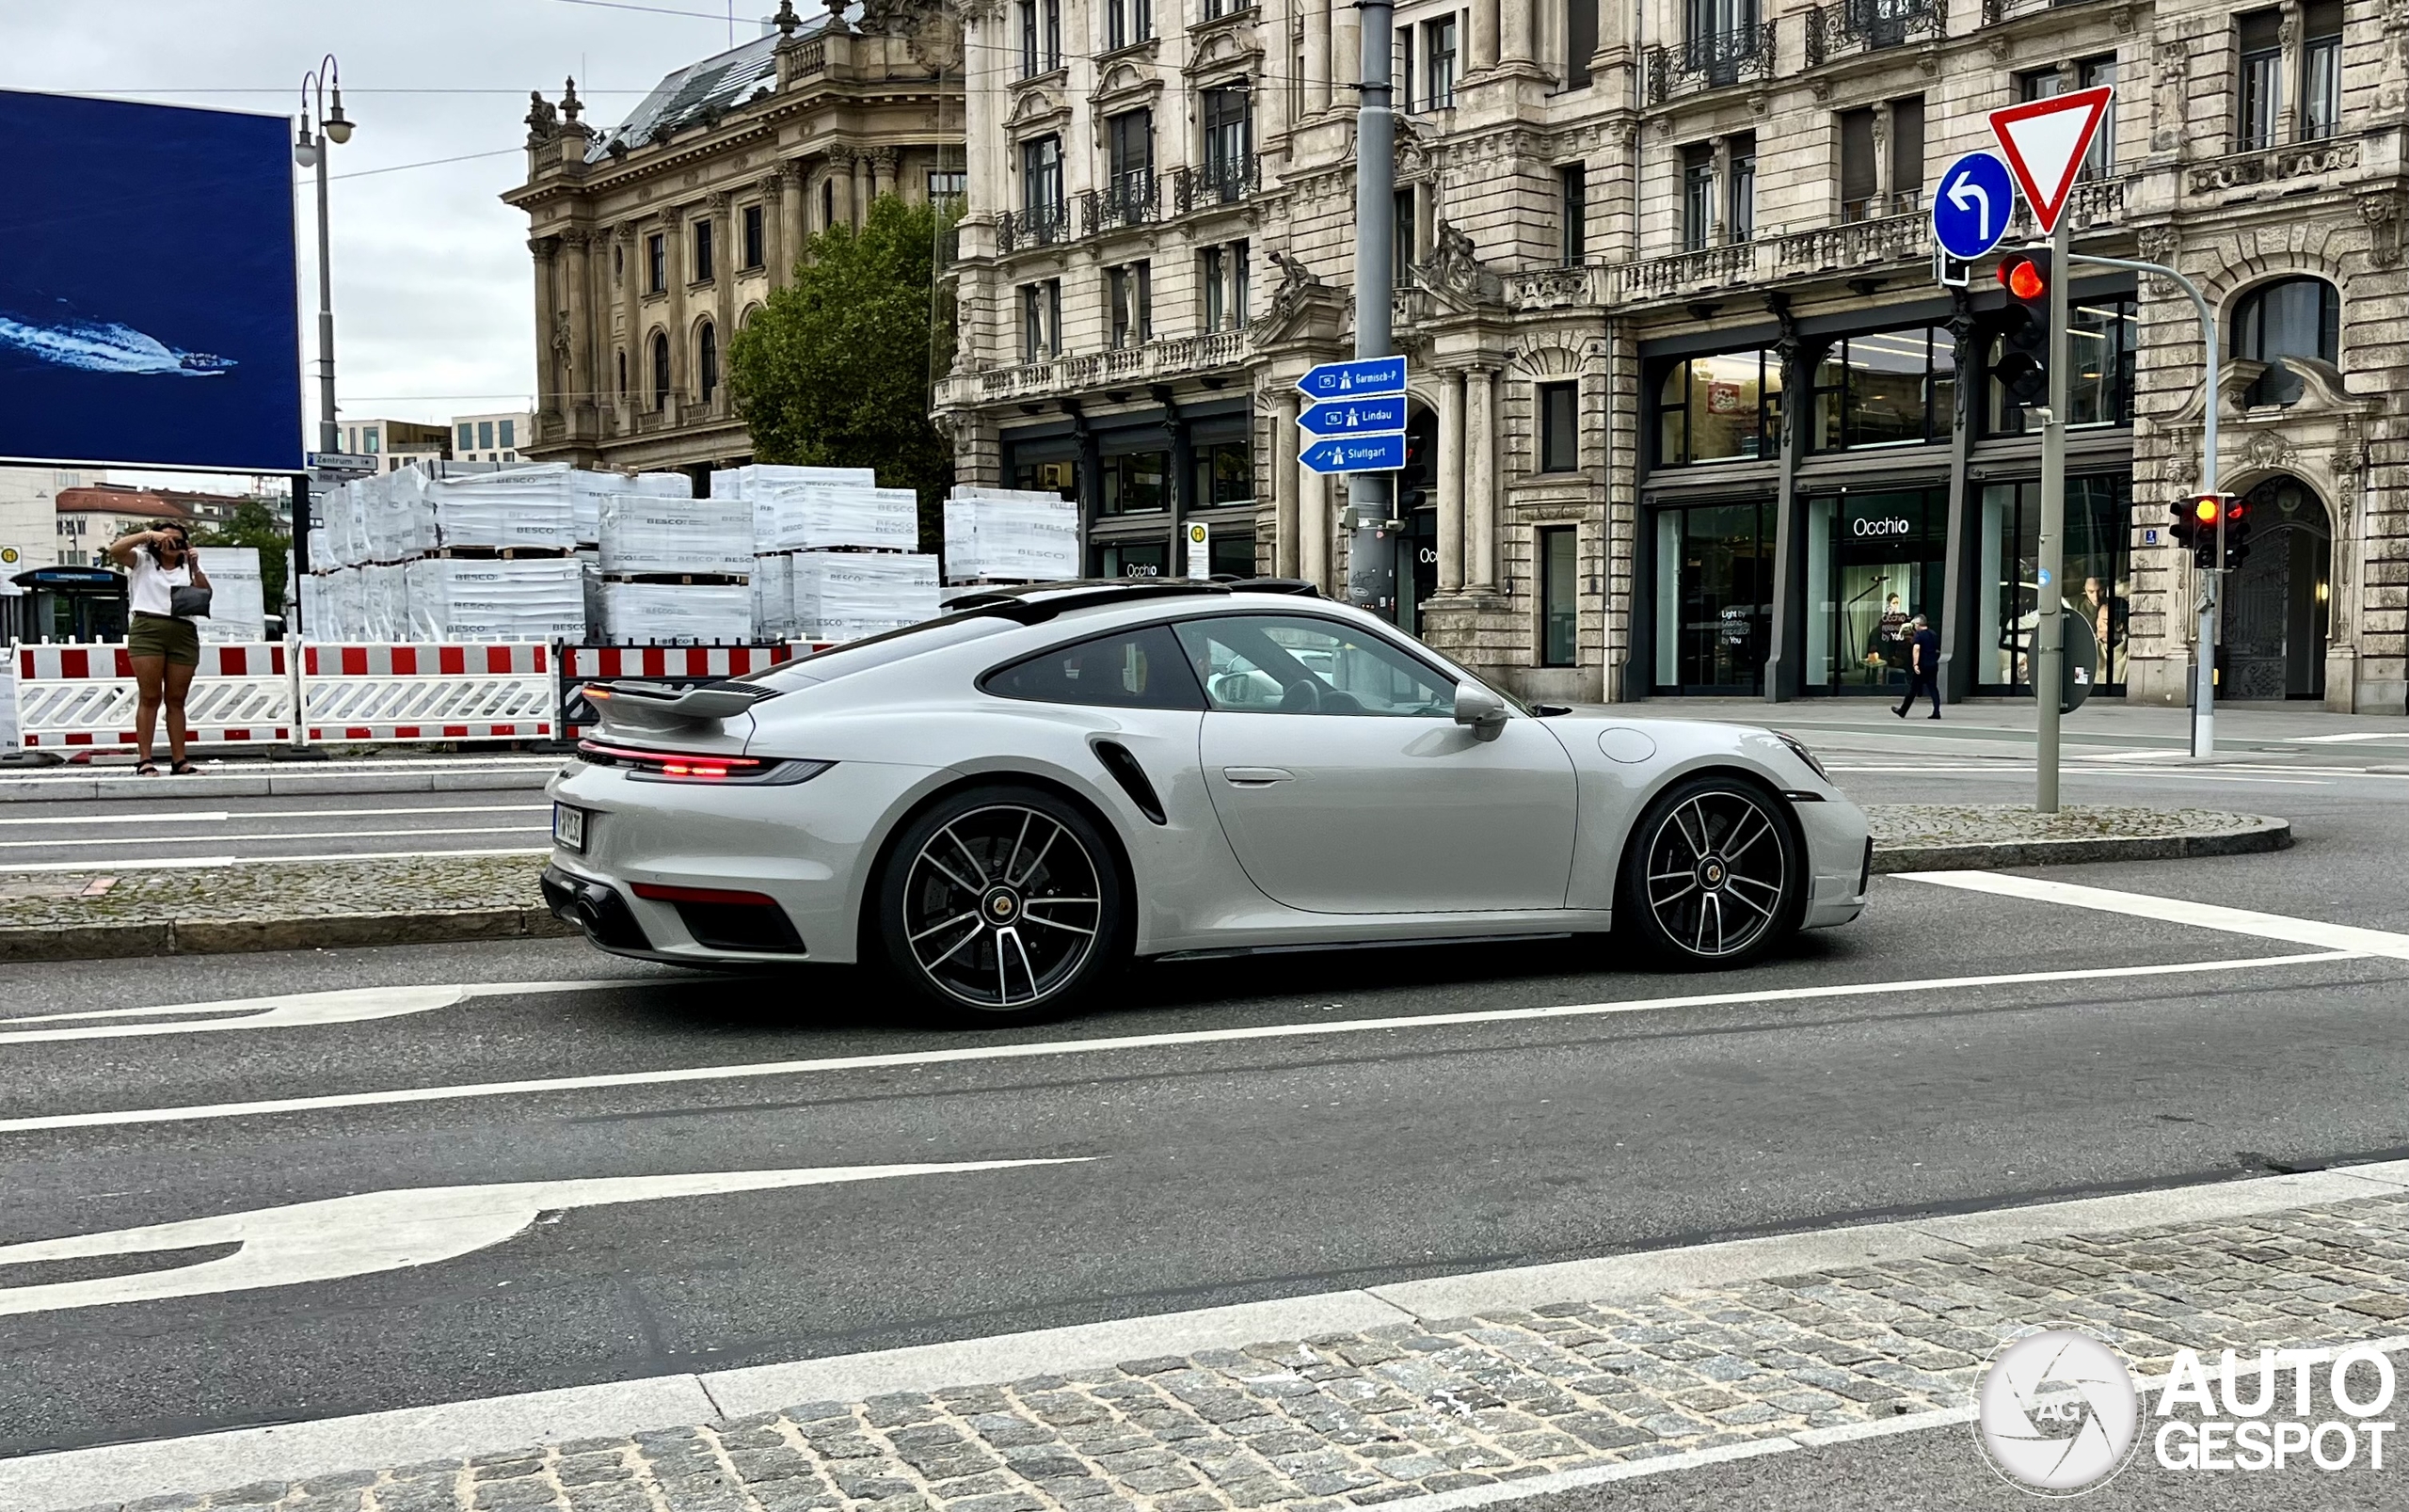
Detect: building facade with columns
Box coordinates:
(505, 0, 965, 487)
(939, 0, 2409, 713)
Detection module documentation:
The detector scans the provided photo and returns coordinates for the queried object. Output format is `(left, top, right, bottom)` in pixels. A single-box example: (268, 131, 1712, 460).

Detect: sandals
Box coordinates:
(136, 760, 160, 776)
(170, 760, 201, 776)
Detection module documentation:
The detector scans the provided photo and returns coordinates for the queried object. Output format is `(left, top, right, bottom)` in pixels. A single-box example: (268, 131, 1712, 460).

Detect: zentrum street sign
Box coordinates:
(1296, 356, 1407, 401)
(1986, 86, 2114, 237)
(1930, 151, 2015, 262)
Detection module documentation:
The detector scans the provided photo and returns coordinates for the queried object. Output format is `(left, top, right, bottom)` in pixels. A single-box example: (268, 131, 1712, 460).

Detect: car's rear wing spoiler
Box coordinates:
(584, 679, 775, 734)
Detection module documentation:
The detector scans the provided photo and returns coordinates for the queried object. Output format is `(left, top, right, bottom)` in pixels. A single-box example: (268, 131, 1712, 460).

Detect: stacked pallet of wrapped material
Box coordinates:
(942, 487, 1079, 583)
(405, 558, 585, 643)
(755, 480, 918, 553)
(298, 573, 329, 641)
(595, 581, 753, 645)
(790, 553, 943, 645)
(195, 547, 266, 644)
(572, 469, 692, 547)
(422, 464, 577, 552)
(750, 551, 792, 640)
(711, 465, 877, 551)
(597, 496, 752, 578)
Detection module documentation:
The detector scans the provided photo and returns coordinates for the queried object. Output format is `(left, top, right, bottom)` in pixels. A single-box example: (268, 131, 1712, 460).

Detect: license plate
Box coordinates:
(552, 804, 586, 852)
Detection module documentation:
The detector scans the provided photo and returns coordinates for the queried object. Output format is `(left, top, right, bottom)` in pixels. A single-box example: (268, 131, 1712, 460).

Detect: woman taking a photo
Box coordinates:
(107, 522, 210, 775)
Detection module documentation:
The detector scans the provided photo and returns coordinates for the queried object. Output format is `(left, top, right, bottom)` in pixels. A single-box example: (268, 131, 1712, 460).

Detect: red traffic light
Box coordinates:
(1999, 256, 2047, 300)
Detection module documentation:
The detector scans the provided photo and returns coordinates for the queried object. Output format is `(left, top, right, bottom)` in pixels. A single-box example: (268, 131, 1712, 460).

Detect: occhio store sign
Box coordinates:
(1850, 514, 1915, 538)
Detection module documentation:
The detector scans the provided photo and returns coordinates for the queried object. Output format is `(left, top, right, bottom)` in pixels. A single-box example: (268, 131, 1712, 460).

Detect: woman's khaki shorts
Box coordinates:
(128, 612, 200, 667)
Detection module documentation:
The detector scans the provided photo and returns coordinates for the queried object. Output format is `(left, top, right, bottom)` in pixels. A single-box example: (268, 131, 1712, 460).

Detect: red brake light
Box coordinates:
(578, 739, 762, 780)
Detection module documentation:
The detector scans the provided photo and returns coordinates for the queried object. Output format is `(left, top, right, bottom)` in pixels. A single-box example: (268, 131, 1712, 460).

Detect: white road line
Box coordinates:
(2289, 732, 2409, 743)
(0, 804, 549, 828)
(0, 979, 647, 1045)
(1823, 765, 2335, 785)
(1900, 871, 2409, 961)
(0, 1159, 1089, 1318)
(0, 846, 551, 873)
(0, 825, 541, 851)
(0, 950, 2364, 1135)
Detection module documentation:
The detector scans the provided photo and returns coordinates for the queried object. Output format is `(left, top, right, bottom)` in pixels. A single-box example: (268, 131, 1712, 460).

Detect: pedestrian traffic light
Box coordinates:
(1994, 250, 2052, 408)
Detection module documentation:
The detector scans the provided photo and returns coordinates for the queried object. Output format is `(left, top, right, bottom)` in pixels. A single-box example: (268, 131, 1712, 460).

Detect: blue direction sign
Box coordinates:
(1297, 393, 1410, 437)
(1930, 151, 2015, 262)
(1300, 433, 1408, 475)
(1297, 355, 1407, 401)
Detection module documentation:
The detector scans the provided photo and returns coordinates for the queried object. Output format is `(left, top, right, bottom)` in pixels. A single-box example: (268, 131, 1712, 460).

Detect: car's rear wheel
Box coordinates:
(877, 785, 1125, 1023)
(1619, 775, 1801, 968)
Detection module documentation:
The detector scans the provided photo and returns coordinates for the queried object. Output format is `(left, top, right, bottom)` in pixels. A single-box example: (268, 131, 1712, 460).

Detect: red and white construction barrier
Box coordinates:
(301, 642, 553, 743)
(10, 644, 294, 751)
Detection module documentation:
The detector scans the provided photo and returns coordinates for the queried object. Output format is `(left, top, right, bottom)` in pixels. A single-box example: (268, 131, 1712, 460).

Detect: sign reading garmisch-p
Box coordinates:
(1296, 357, 1407, 401)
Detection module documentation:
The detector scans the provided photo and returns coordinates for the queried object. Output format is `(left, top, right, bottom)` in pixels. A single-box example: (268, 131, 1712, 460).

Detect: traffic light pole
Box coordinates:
(2034, 215, 2069, 813)
(2068, 250, 2221, 758)
(1344, 0, 1399, 619)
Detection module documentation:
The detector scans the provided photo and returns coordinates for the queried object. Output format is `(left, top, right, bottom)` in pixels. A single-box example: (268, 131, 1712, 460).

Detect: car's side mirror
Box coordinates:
(1453, 682, 1509, 741)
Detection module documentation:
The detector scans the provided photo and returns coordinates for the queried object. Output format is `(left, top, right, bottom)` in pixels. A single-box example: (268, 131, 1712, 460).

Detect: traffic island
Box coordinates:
(0, 853, 568, 963)
(1866, 803, 2291, 873)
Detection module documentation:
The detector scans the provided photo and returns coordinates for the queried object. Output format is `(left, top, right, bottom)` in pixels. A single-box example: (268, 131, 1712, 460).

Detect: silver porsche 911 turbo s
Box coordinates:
(544, 581, 1871, 1021)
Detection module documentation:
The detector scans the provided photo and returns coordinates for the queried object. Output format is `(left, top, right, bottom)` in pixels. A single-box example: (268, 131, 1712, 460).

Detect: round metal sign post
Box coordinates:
(1931, 151, 2016, 263)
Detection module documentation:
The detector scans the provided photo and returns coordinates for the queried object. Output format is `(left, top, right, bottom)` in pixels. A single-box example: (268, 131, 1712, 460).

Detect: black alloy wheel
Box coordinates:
(878, 785, 1125, 1021)
(1619, 775, 1801, 967)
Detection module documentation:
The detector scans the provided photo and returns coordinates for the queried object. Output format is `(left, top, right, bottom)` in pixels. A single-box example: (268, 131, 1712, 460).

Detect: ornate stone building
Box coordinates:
(506, 0, 965, 485)
(938, 0, 2408, 713)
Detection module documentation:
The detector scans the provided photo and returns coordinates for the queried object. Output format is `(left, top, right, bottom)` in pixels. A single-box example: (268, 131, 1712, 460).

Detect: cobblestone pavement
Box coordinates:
(75, 1192, 2409, 1512)
(1863, 804, 2270, 848)
(0, 854, 546, 931)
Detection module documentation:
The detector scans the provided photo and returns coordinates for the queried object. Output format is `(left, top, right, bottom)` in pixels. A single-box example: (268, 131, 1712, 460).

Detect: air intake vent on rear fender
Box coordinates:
(1092, 740, 1167, 825)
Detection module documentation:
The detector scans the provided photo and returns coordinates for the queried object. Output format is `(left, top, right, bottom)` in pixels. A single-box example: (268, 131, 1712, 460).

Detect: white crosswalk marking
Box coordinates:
(1899, 871, 2409, 961)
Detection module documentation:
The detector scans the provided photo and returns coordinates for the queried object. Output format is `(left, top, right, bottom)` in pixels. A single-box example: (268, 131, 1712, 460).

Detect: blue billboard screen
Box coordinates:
(0, 89, 303, 473)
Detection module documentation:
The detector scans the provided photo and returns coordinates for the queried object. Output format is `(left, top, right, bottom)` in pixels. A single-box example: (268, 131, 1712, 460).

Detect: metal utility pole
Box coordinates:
(2069, 251, 2220, 758)
(2033, 212, 2069, 813)
(1344, 0, 1399, 618)
(295, 56, 354, 456)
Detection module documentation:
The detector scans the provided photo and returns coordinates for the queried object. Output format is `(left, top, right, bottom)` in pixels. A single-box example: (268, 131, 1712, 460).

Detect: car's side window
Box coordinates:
(1171, 615, 1455, 717)
(982, 624, 1205, 710)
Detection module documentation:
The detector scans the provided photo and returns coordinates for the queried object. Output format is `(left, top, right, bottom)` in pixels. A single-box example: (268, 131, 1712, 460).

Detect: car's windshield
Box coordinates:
(735, 612, 1018, 692)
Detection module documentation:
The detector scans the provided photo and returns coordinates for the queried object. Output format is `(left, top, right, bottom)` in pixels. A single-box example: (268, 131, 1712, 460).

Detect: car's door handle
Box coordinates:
(1221, 767, 1295, 787)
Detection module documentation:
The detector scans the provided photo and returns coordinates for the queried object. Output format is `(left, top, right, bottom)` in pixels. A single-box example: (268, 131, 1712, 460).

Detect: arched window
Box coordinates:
(2233, 277, 2339, 406)
(697, 321, 718, 405)
(650, 332, 671, 411)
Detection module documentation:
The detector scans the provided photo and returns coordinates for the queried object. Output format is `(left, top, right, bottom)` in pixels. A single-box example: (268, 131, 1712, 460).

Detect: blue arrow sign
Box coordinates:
(1300, 432, 1407, 475)
(1297, 394, 1410, 437)
(1297, 356, 1407, 401)
(1931, 151, 2015, 263)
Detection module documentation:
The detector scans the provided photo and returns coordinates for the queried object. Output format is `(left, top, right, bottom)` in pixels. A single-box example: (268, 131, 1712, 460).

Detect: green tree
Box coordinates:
(730, 194, 958, 548)
(190, 499, 292, 613)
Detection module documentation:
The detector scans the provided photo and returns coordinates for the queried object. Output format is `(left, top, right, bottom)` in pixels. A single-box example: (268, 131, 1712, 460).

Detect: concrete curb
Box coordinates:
(0, 906, 576, 963)
(0, 768, 556, 803)
(1870, 813, 2291, 872)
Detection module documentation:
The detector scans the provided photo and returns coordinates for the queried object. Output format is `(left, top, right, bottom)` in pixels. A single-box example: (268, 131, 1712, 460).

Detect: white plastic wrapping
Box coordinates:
(405, 558, 585, 643)
(423, 463, 578, 552)
(750, 553, 791, 640)
(195, 547, 266, 644)
(597, 496, 753, 577)
(790, 552, 942, 643)
(942, 490, 1080, 582)
(596, 581, 752, 645)
(754, 482, 919, 552)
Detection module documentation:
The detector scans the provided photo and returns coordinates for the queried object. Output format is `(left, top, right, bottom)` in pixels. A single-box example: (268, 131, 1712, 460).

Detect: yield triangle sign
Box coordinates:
(1987, 86, 2113, 236)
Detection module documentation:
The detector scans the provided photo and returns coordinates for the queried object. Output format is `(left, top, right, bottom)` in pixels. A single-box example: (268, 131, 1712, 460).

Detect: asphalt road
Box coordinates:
(4, 709, 2408, 1485)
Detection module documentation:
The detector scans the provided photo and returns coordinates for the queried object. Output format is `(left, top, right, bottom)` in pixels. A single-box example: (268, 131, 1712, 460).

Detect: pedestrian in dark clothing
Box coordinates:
(1893, 614, 1942, 720)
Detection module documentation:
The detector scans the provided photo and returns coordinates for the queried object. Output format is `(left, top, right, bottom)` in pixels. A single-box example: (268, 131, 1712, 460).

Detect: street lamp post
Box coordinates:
(295, 56, 355, 457)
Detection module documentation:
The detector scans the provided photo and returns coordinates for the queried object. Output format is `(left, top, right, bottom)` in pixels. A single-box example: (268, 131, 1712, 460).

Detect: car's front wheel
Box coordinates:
(876, 785, 1125, 1023)
(1619, 775, 1802, 967)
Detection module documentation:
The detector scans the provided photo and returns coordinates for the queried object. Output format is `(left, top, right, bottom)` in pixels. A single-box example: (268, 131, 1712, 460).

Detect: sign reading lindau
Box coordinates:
(0, 89, 303, 474)
(1297, 393, 1410, 437)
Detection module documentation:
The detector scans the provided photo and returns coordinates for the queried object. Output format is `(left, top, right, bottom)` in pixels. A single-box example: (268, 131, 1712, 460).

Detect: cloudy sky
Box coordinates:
(4, 0, 777, 483)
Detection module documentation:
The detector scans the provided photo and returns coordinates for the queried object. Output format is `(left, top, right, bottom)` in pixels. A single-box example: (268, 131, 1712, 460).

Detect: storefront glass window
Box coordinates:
(1651, 500, 1770, 692)
(1011, 458, 1078, 499)
(1654, 349, 1780, 467)
(1977, 474, 2131, 692)
(1101, 452, 1169, 515)
(1802, 488, 1945, 694)
(1095, 538, 1169, 578)
(1813, 327, 1954, 451)
(1208, 530, 1256, 579)
(1989, 298, 2135, 434)
(1193, 441, 1252, 504)
(1540, 527, 1578, 666)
